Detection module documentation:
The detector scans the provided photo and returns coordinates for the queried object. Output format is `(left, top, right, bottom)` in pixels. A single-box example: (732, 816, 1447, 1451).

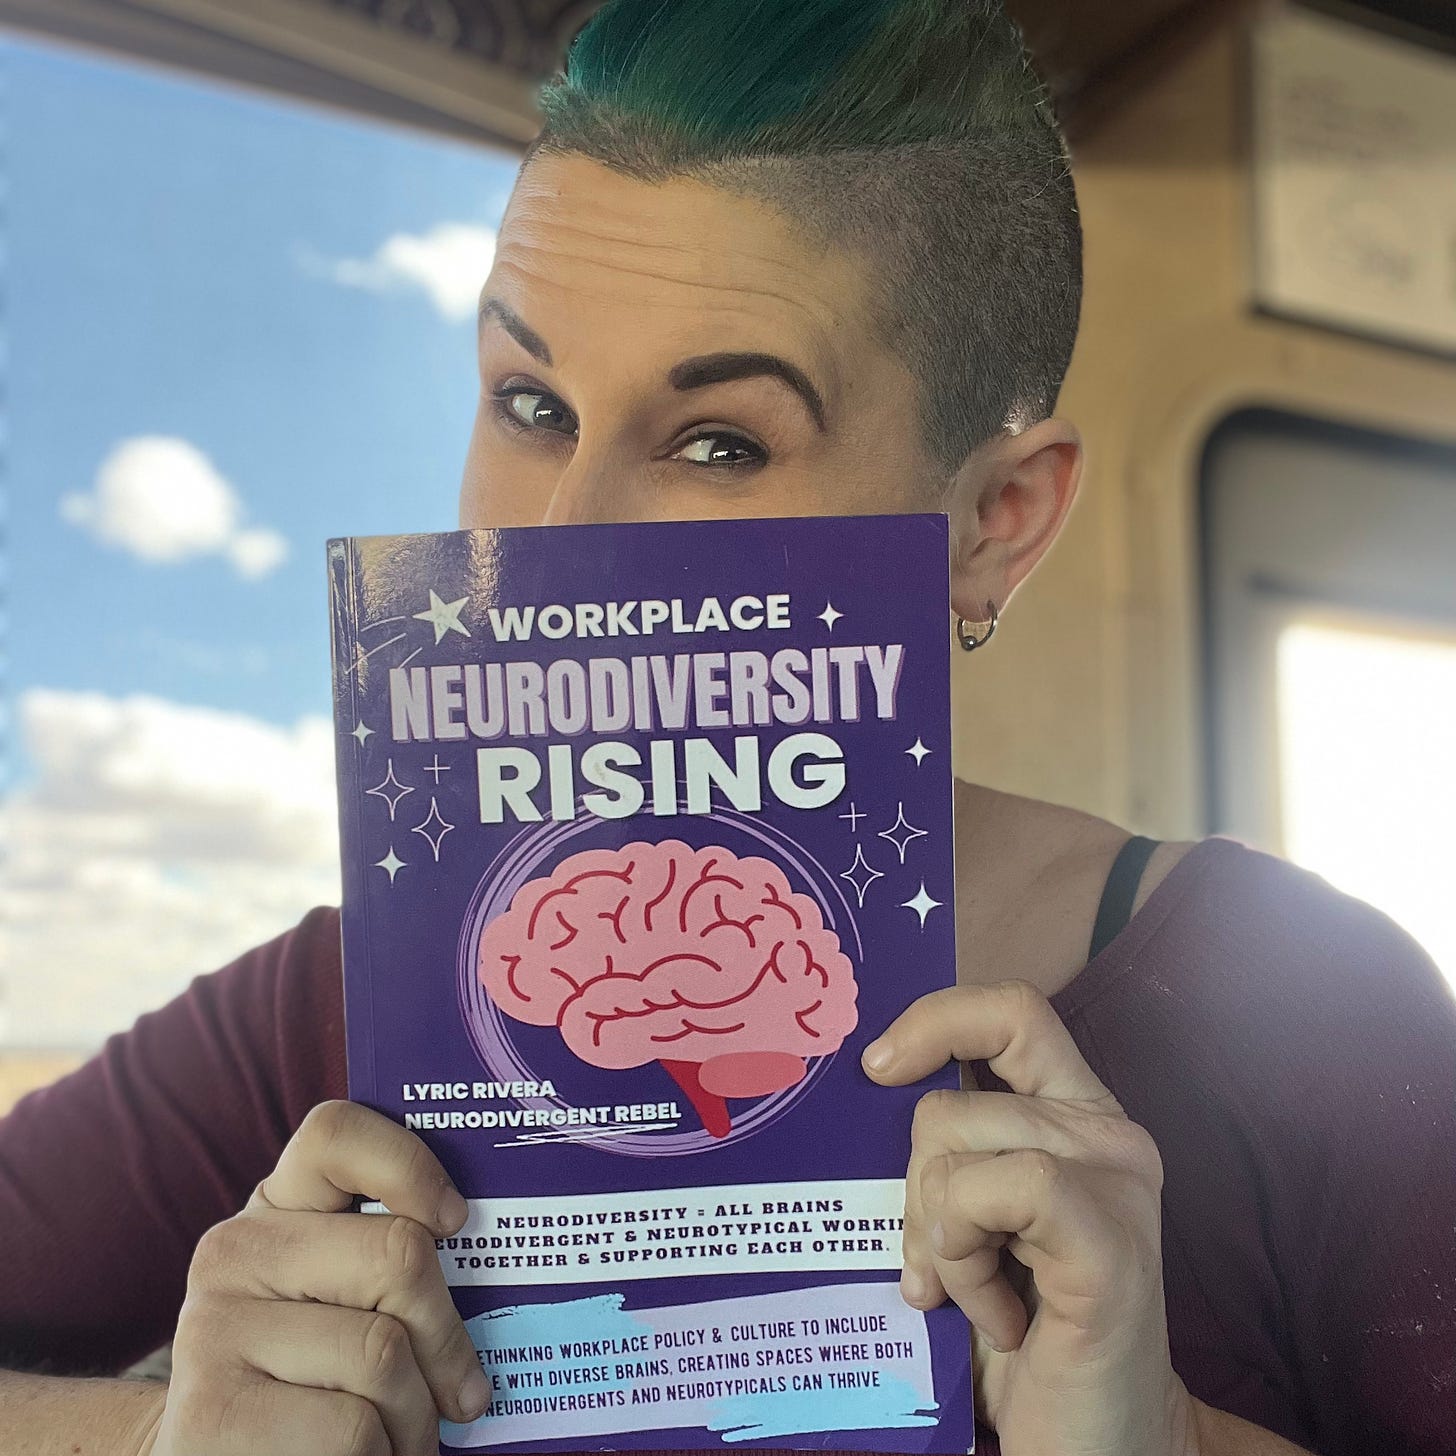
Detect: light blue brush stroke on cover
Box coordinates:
(708, 1374, 939, 1442)
(440, 1293, 653, 1444)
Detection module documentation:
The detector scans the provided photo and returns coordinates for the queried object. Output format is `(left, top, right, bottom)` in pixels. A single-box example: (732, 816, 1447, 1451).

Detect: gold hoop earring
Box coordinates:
(956, 601, 998, 652)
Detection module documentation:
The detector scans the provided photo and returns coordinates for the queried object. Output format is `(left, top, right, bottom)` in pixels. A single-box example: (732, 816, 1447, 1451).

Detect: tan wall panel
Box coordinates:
(953, 13, 1456, 839)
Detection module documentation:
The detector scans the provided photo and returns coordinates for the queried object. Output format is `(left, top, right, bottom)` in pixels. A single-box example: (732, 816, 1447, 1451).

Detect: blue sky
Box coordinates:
(1, 31, 528, 1043)
(5, 30, 520, 733)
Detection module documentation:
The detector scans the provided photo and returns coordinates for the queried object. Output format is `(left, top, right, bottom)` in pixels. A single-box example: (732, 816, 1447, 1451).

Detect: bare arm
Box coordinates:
(1, 1100, 485, 1456)
(1191, 1398, 1314, 1456)
(0, 1369, 167, 1456)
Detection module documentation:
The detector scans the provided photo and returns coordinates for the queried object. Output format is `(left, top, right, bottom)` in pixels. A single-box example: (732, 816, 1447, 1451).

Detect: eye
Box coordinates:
(489, 381, 768, 472)
(672, 433, 766, 470)
(492, 385, 578, 438)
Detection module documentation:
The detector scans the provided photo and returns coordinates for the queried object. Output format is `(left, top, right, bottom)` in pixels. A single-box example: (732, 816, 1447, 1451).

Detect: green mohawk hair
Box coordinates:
(526, 0, 1082, 476)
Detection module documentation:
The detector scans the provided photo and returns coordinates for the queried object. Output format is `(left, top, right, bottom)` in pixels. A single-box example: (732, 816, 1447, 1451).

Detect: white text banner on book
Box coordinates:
(362, 1176, 906, 1286)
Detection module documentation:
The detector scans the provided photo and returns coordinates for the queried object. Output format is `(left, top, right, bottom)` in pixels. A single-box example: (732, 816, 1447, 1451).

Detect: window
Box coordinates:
(1202, 407, 1456, 986)
(0, 29, 519, 1107)
(1276, 614, 1456, 975)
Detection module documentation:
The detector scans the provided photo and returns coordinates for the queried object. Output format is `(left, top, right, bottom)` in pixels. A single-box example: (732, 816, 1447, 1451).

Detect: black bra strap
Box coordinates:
(1088, 834, 1160, 961)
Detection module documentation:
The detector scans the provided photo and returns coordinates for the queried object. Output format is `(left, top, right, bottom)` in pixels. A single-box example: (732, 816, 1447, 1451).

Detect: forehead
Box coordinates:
(487, 153, 873, 378)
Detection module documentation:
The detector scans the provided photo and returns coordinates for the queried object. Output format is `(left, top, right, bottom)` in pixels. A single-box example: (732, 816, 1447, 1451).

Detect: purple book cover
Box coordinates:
(327, 513, 973, 1454)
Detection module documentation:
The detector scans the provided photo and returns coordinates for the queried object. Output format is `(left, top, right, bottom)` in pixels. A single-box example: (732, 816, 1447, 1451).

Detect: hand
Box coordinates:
(142, 1099, 489, 1456)
(863, 980, 1196, 1456)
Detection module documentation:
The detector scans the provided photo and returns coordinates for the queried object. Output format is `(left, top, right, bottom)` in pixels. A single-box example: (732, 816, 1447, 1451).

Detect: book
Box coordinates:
(327, 513, 973, 1454)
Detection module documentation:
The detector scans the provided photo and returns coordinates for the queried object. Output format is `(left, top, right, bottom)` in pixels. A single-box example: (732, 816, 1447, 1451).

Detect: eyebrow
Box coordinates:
(668, 353, 826, 433)
(479, 296, 827, 434)
(479, 298, 553, 366)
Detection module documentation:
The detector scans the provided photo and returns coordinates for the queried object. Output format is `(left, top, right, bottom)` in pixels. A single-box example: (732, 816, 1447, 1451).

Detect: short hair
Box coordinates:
(524, 0, 1082, 477)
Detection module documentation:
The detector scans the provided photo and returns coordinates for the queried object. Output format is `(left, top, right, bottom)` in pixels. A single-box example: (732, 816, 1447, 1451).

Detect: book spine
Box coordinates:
(326, 537, 376, 1104)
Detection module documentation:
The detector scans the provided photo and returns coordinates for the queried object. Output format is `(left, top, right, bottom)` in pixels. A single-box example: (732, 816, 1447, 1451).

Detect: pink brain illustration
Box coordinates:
(476, 840, 858, 1137)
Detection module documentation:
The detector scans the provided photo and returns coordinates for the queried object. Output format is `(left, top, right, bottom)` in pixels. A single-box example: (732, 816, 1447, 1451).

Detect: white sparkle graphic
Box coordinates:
(413, 589, 470, 644)
(817, 601, 844, 631)
(346, 634, 405, 678)
(410, 797, 455, 861)
(901, 881, 943, 928)
(365, 759, 415, 820)
(424, 754, 451, 784)
(839, 802, 867, 831)
(838, 843, 885, 907)
(349, 720, 374, 745)
(906, 737, 932, 766)
(878, 802, 929, 863)
(374, 847, 406, 883)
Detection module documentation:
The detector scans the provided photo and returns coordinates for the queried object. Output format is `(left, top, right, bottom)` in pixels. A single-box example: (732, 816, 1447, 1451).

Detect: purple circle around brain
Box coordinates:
(455, 796, 863, 1158)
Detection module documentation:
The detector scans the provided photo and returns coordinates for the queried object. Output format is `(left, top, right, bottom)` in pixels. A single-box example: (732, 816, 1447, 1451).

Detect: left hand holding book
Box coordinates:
(143, 1100, 490, 1456)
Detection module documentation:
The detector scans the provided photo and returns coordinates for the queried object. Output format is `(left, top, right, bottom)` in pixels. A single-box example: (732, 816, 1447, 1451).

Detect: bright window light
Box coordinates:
(1277, 617, 1456, 986)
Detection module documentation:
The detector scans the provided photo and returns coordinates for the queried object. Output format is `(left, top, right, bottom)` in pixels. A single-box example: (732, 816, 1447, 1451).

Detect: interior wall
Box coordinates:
(950, 8, 1456, 838)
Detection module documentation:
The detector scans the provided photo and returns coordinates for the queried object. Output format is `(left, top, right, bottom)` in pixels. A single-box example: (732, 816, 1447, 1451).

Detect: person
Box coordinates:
(3, 0, 1453, 1453)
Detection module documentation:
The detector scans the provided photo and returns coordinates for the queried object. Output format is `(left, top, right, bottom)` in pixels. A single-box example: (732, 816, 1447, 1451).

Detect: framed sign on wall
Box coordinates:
(1250, 2, 1456, 356)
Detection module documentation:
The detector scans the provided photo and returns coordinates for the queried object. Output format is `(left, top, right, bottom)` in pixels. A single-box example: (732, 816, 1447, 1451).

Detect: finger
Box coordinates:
(927, 1148, 1122, 1284)
(189, 1206, 487, 1425)
(863, 981, 1115, 1102)
(227, 1296, 456, 1454)
(901, 1091, 1011, 1318)
(910, 1153, 1026, 1352)
(167, 1370, 392, 1456)
(249, 1099, 469, 1238)
(931, 1241, 1029, 1356)
(898, 1133, 953, 1314)
(908, 1087, 1149, 1174)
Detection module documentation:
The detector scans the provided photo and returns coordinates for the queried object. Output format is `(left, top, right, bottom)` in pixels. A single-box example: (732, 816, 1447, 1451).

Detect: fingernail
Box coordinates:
(437, 1186, 469, 1233)
(900, 1269, 927, 1306)
(458, 1366, 491, 1419)
(930, 1220, 947, 1255)
(862, 1039, 892, 1074)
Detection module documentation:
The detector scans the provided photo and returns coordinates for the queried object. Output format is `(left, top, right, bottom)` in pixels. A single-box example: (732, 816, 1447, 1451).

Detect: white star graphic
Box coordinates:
(878, 802, 929, 864)
(349, 720, 374, 745)
(365, 759, 415, 821)
(905, 737, 932, 766)
(410, 797, 455, 862)
(374, 847, 406, 884)
(817, 601, 844, 631)
(413, 589, 471, 644)
(838, 843, 885, 908)
(901, 881, 943, 928)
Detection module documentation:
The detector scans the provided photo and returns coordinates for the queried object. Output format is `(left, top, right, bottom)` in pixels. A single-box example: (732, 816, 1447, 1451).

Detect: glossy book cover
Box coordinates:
(327, 513, 973, 1454)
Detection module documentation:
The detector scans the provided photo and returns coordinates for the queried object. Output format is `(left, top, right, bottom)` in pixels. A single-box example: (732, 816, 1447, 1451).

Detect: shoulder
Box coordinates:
(177, 903, 348, 1120)
(194, 903, 343, 1018)
(1150, 846, 1456, 1448)
(1138, 834, 1448, 1007)
(1089, 835, 1456, 1132)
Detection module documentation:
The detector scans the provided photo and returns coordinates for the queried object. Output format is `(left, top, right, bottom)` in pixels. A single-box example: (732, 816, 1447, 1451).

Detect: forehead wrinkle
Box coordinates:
(505, 209, 826, 285)
(494, 229, 835, 312)
(486, 251, 850, 409)
(498, 190, 859, 317)
(507, 164, 820, 258)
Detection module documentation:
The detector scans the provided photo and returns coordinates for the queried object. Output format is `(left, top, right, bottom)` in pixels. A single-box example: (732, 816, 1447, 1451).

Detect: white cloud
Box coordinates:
(226, 527, 290, 579)
(0, 689, 342, 1048)
(305, 222, 497, 323)
(61, 436, 290, 578)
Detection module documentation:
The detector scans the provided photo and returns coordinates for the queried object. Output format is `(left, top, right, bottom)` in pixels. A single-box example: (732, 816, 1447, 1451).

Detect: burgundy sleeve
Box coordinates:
(0, 905, 347, 1375)
(1227, 859, 1456, 1456)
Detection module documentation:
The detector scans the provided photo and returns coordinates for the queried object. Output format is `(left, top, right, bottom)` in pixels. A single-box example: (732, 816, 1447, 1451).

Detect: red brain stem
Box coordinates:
(476, 839, 859, 1137)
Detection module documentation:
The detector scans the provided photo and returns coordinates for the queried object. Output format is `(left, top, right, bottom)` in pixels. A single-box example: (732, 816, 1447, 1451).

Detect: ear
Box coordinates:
(944, 417, 1083, 622)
